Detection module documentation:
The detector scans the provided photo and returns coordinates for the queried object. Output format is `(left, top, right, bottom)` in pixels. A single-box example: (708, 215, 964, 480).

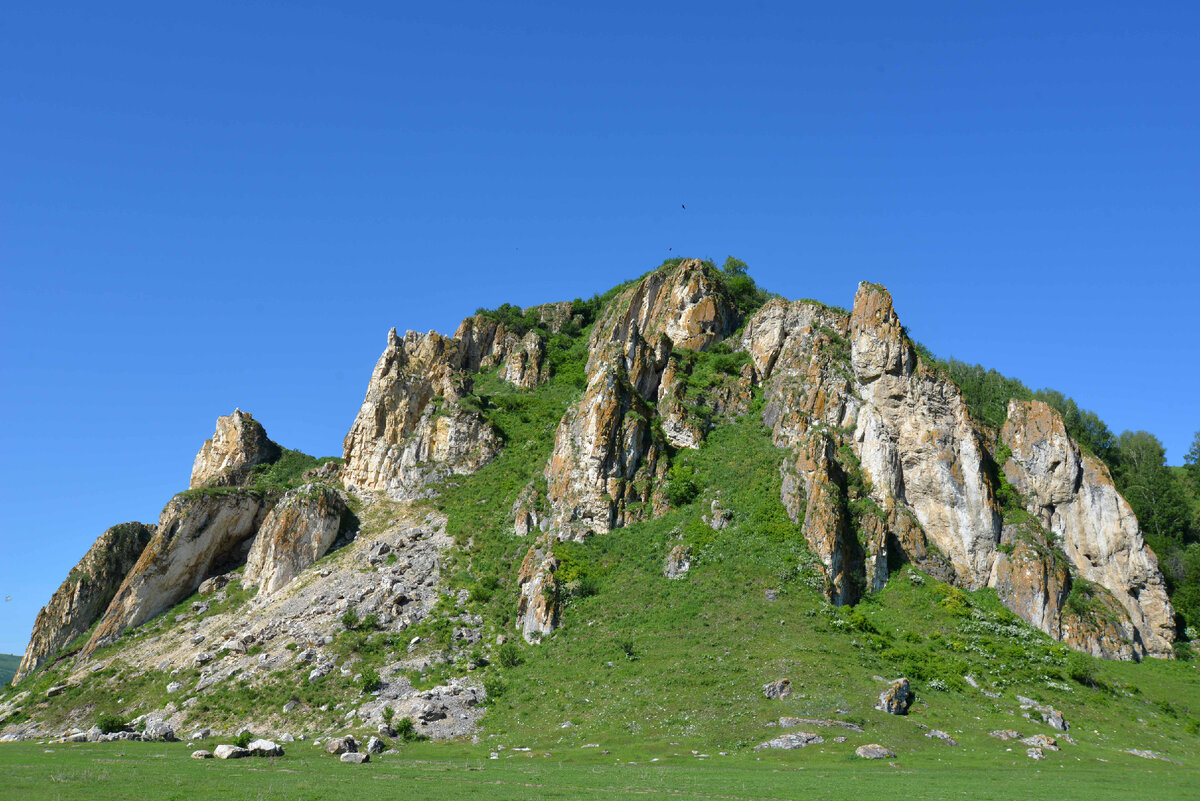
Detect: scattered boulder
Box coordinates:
(142, 720, 175, 742)
(45, 685, 68, 698)
(1020, 734, 1059, 751)
(365, 736, 385, 754)
(325, 735, 358, 755)
(191, 750, 213, 759)
(763, 678, 793, 699)
(1126, 749, 1171, 761)
(754, 732, 824, 751)
(1015, 695, 1069, 731)
(198, 574, 232, 595)
(247, 739, 284, 757)
(703, 500, 732, 530)
(1027, 747, 1045, 760)
(166, 682, 182, 694)
(214, 744, 249, 759)
(856, 744, 895, 759)
(341, 752, 370, 764)
(925, 730, 958, 746)
(875, 678, 912, 715)
(989, 729, 1021, 741)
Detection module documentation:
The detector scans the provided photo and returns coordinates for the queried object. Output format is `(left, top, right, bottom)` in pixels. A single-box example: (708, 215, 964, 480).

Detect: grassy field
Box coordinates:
(1, 737, 1198, 801)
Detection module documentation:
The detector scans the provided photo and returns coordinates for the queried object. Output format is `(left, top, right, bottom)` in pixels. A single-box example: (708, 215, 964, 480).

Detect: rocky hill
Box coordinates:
(2, 258, 1194, 757)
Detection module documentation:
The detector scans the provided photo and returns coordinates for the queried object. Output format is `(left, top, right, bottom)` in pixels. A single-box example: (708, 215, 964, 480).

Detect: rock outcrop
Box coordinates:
(502, 331, 549, 389)
(190, 410, 281, 489)
(516, 534, 558, 642)
(1000, 400, 1174, 658)
(244, 483, 351, 595)
(341, 329, 501, 500)
(83, 491, 269, 655)
(14, 522, 155, 684)
(848, 284, 1002, 589)
(544, 260, 738, 536)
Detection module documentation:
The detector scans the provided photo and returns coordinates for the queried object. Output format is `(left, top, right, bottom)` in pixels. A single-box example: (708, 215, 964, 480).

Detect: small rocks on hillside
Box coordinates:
(365, 736, 385, 754)
(875, 678, 912, 715)
(779, 717, 864, 732)
(856, 744, 895, 759)
(341, 752, 370, 764)
(763, 678, 792, 699)
(191, 750, 213, 759)
(754, 732, 824, 751)
(1027, 747, 1045, 760)
(925, 730, 958, 746)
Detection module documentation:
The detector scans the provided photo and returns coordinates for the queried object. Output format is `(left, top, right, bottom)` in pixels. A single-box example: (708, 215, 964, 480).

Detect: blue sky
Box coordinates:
(1, 1, 1197, 655)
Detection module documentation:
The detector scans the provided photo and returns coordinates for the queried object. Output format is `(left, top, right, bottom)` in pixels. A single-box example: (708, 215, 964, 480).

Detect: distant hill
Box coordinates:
(0, 654, 19, 686)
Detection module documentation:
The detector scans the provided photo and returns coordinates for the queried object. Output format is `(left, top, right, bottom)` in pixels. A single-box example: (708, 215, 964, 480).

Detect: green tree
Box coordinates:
(1115, 431, 1192, 544)
(1186, 430, 1200, 487)
(722, 256, 748, 276)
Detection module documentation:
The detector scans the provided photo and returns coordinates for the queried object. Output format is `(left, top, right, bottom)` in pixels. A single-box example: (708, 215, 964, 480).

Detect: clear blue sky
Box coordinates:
(1, 1, 1197, 655)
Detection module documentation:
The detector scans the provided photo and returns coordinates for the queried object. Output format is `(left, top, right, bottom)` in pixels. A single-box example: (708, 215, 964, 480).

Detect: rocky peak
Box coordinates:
(13, 522, 155, 684)
(849, 282, 914, 383)
(341, 328, 499, 500)
(190, 410, 281, 489)
(587, 259, 738, 379)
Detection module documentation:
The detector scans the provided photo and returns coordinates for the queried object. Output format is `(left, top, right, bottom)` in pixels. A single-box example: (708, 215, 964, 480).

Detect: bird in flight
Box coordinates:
(4, 596, 10, 602)
(681, 204, 686, 210)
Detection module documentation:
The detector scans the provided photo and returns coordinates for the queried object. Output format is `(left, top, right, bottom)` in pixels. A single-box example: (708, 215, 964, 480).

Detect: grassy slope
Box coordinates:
(0, 655, 18, 686)
(4, 273, 1199, 796)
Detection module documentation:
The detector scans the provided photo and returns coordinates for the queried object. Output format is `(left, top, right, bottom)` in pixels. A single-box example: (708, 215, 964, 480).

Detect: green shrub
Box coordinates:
(497, 643, 523, 668)
(483, 675, 508, 701)
(664, 464, 700, 507)
(234, 731, 254, 748)
(394, 717, 426, 742)
(382, 705, 395, 725)
(1066, 650, 1098, 687)
(359, 668, 382, 693)
(96, 713, 126, 734)
(341, 606, 361, 631)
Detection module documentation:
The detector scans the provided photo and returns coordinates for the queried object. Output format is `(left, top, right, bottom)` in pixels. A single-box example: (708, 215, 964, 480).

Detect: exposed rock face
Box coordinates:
(545, 261, 738, 536)
(502, 331, 549, 389)
(83, 491, 269, 655)
(342, 329, 501, 500)
(190, 410, 281, 489)
(1001, 400, 1175, 658)
(511, 482, 546, 536)
(587, 259, 738, 362)
(849, 284, 1002, 589)
(516, 534, 558, 642)
(544, 344, 667, 537)
(244, 484, 350, 595)
(14, 522, 155, 684)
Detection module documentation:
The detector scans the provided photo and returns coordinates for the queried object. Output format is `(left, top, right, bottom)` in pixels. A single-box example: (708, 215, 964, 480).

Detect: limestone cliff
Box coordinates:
(544, 260, 738, 536)
(341, 329, 501, 500)
(14, 523, 155, 684)
(190, 410, 281, 489)
(83, 491, 269, 656)
(1000, 400, 1174, 658)
(244, 483, 351, 596)
(516, 534, 559, 643)
(737, 283, 1173, 660)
